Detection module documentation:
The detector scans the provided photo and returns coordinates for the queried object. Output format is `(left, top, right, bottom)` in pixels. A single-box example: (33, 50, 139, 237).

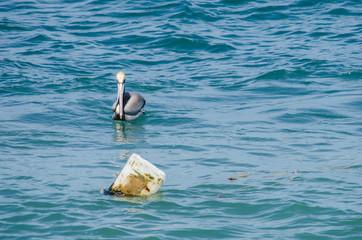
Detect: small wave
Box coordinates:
(0, 1, 38, 11)
(25, 33, 53, 43)
(100, 34, 156, 45)
(245, 12, 290, 21)
(255, 69, 288, 80)
(339, 71, 362, 80)
(308, 31, 332, 38)
(151, 35, 209, 51)
(168, 4, 221, 22)
(0, 18, 29, 32)
(327, 8, 360, 16)
(254, 69, 312, 81)
(291, 0, 322, 8)
(328, 33, 356, 39)
(275, 109, 348, 124)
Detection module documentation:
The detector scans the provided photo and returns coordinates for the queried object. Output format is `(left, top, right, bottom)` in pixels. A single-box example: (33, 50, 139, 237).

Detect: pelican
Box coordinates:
(112, 71, 146, 121)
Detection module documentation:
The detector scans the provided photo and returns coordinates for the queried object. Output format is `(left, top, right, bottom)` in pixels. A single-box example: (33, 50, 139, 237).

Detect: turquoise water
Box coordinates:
(1, 0, 361, 239)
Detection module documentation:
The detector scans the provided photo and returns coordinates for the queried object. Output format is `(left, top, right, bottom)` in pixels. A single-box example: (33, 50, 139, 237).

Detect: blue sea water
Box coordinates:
(1, 0, 361, 239)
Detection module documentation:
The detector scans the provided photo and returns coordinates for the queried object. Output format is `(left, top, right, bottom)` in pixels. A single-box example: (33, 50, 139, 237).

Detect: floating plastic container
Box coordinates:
(109, 153, 166, 196)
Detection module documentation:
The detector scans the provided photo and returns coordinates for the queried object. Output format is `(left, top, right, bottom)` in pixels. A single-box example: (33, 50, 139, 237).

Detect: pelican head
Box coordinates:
(117, 71, 126, 84)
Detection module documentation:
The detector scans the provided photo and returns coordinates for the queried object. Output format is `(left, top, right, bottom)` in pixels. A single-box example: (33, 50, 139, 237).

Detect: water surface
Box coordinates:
(1, 0, 361, 239)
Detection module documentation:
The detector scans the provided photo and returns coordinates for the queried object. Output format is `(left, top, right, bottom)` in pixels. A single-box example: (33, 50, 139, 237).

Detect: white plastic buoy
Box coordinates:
(109, 153, 166, 196)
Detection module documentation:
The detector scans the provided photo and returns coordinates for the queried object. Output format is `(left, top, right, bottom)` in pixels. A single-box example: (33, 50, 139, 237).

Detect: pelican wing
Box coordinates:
(124, 92, 146, 115)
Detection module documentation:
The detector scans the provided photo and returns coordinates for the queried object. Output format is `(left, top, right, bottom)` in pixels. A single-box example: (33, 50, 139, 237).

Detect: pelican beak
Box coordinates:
(118, 82, 125, 120)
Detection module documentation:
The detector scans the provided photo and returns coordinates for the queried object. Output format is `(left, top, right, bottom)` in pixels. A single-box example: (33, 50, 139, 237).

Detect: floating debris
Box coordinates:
(324, 163, 361, 170)
(227, 171, 250, 181)
(108, 153, 166, 196)
(216, 194, 226, 198)
(237, 172, 250, 178)
(268, 170, 298, 186)
(265, 171, 289, 178)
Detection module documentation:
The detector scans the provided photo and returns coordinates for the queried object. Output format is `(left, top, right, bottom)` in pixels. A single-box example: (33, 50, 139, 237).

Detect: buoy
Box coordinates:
(108, 153, 166, 196)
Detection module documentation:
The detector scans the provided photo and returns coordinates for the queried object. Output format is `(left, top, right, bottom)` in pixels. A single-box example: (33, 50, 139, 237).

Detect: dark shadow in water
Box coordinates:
(101, 188, 164, 203)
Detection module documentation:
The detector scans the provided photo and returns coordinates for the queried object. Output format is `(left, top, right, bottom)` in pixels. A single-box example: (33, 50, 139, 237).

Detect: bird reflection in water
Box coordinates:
(112, 121, 146, 144)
